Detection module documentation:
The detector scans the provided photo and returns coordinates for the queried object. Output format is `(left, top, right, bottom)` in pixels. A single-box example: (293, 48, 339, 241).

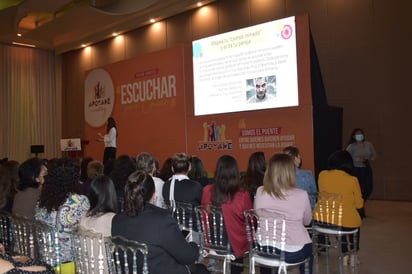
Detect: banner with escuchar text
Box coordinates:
(84, 45, 190, 163)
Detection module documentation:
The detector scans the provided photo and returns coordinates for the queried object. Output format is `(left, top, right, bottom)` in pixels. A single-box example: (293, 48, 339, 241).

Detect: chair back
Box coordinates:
(195, 205, 231, 256)
(10, 215, 61, 268)
(72, 227, 107, 274)
(244, 209, 287, 260)
(164, 200, 194, 232)
(313, 191, 344, 227)
(10, 215, 38, 258)
(105, 235, 149, 274)
(32, 218, 62, 268)
(0, 211, 13, 253)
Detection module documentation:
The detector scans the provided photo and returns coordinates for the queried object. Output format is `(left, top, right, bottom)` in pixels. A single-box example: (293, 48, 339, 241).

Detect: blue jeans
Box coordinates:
(259, 243, 313, 274)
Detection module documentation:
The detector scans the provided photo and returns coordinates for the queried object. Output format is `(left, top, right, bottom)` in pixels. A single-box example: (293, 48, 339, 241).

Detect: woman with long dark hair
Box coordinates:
(201, 155, 253, 274)
(241, 151, 266, 202)
(35, 157, 90, 264)
(109, 154, 136, 210)
(80, 175, 118, 236)
(188, 156, 209, 187)
(112, 171, 208, 274)
(98, 117, 118, 165)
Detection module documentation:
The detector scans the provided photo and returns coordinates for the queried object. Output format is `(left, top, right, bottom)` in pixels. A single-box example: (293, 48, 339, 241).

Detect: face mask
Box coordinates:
(355, 134, 364, 142)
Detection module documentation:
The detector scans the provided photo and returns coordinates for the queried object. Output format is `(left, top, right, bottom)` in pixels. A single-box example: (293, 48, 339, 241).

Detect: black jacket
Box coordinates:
(111, 203, 199, 274)
(162, 178, 203, 207)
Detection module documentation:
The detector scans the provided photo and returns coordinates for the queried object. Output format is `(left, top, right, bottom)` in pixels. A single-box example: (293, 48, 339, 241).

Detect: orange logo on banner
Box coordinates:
(84, 68, 115, 127)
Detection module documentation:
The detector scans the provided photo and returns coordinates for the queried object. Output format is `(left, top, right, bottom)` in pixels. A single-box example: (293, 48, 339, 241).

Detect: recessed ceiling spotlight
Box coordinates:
(17, 33, 22, 37)
(150, 18, 155, 23)
(112, 32, 118, 36)
(197, 2, 202, 7)
(81, 44, 87, 47)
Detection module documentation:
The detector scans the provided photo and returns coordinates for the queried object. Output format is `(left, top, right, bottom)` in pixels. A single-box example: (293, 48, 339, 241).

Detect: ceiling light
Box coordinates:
(197, 2, 203, 7)
(112, 32, 118, 36)
(81, 44, 87, 47)
(12, 42, 35, 48)
(17, 33, 22, 37)
(150, 18, 155, 23)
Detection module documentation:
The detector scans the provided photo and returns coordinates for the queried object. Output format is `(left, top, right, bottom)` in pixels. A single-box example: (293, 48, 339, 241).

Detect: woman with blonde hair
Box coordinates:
(254, 153, 313, 274)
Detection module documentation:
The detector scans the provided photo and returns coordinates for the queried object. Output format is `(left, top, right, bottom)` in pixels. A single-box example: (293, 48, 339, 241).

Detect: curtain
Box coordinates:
(0, 44, 61, 162)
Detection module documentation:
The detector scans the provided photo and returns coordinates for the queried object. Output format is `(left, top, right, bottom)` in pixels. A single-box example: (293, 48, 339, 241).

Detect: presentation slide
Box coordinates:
(192, 16, 299, 116)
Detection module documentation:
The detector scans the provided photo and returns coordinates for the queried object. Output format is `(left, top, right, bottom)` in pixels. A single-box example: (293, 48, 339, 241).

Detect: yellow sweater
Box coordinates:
(315, 169, 364, 228)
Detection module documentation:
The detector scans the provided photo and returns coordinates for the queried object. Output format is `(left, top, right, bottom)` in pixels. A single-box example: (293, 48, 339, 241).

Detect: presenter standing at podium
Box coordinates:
(98, 117, 118, 165)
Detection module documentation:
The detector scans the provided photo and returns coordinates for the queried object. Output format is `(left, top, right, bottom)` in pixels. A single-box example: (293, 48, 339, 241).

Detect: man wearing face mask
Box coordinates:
(346, 128, 377, 217)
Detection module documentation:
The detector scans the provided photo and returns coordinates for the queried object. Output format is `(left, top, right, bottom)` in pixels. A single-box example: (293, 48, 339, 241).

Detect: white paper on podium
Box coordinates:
(60, 138, 81, 151)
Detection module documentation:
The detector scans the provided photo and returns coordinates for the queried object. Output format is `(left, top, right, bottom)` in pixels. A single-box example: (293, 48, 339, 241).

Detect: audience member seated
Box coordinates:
(201, 155, 253, 274)
(111, 171, 209, 274)
(314, 150, 364, 264)
(35, 157, 90, 265)
(158, 157, 173, 182)
(188, 156, 209, 188)
(136, 152, 165, 207)
(79, 157, 94, 184)
(162, 153, 202, 208)
(254, 153, 313, 274)
(283, 146, 318, 209)
(13, 158, 48, 219)
(80, 175, 118, 236)
(109, 155, 136, 210)
(241, 151, 266, 202)
(153, 156, 160, 177)
(0, 165, 13, 213)
(0, 244, 54, 274)
(81, 160, 104, 196)
(77, 157, 94, 194)
(0, 160, 19, 213)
